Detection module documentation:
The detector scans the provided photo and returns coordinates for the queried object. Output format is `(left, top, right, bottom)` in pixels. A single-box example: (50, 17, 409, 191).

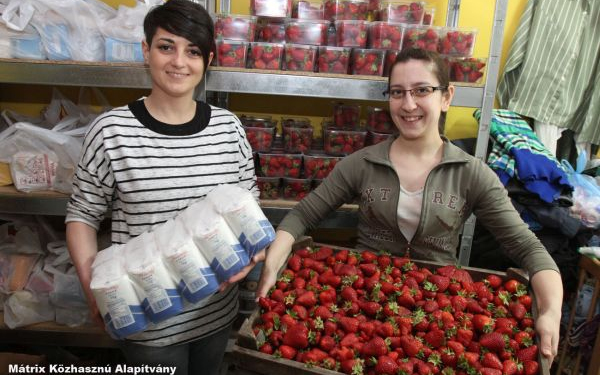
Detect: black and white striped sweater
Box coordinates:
(66, 99, 257, 346)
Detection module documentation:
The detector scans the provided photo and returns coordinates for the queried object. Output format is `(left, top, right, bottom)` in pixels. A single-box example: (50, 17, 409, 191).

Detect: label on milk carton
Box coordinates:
(204, 229, 240, 271)
(169, 243, 209, 293)
(103, 285, 135, 330)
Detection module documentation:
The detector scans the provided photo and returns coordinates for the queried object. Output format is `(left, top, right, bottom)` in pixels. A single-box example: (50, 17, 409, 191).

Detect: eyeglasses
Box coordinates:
(383, 86, 448, 100)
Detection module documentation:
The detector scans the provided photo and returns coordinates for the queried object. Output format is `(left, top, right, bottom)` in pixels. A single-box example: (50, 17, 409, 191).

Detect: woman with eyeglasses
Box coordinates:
(247, 48, 562, 365)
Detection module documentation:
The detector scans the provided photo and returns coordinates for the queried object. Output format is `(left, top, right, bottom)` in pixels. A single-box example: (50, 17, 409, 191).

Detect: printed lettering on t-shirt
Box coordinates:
(423, 235, 452, 251)
(368, 228, 394, 242)
(431, 191, 465, 211)
(380, 188, 391, 201)
(363, 188, 375, 203)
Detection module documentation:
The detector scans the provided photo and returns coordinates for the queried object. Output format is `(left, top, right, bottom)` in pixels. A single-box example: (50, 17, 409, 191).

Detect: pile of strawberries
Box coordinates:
(285, 45, 318, 72)
(215, 15, 256, 41)
(257, 177, 281, 199)
(251, 0, 293, 18)
(403, 27, 439, 52)
(245, 127, 274, 152)
(369, 23, 404, 50)
(283, 123, 314, 153)
(285, 22, 328, 45)
(257, 22, 286, 43)
(217, 41, 248, 68)
(253, 246, 540, 375)
(324, 0, 369, 21)
(293, 1, 324, 20)
(248, 43, 284, 70)
(380, 2, 424, 23)
(325, 130, 367, 155)
(334, 104, 361, 129)
(303, 155, 342, 179)
(336, 21, 368, 48)
(318, 47, 351, 74)
(259, 154, 302, 178)
(448, 58, 486, 83)
(439, 31, 476, 57)
(366, 107, 395, 134)
(283, 178, 312, 200)
(351, 49, 385, 76)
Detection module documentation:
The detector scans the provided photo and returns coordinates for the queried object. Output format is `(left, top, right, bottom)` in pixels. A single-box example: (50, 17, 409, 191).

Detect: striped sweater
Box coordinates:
(66, 99, 257, 346)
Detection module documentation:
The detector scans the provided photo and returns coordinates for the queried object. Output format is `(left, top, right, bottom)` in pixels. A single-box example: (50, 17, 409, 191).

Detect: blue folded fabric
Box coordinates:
(474, 109, 572, 203)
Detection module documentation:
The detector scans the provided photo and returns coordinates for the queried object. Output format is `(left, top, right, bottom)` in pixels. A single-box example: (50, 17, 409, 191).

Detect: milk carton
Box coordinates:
(91, 245, 148, 339)
(154, 219, 219, 304)
(124, 233, 184, 324)
(207, 185, 275, 258)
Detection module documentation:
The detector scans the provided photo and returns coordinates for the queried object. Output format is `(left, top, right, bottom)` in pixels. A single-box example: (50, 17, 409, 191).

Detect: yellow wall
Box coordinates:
(1, 0, 528, 139)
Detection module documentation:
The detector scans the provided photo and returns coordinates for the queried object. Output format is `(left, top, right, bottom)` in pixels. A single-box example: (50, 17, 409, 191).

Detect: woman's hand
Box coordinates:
(535, 307, 561, 365)
(220, 250, 267, 291)
(255, 230, 296, 300)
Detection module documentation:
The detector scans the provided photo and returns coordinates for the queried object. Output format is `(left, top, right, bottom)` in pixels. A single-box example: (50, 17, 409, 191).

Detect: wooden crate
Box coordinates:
(234, 237, 549, 375)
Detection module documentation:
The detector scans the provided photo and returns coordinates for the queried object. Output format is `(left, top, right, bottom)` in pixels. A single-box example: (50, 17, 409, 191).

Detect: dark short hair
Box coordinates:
(144, 0, 215, 66)
(388, 48, 450, 133)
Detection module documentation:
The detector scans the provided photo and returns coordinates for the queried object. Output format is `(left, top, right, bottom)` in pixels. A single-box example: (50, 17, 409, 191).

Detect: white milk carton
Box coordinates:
(154, 219, 219, 304)
(91, 245, 148, 339)
(180, 200, 248, 283)
(207, 184, 275, 258)
(124, 233, 184, 324)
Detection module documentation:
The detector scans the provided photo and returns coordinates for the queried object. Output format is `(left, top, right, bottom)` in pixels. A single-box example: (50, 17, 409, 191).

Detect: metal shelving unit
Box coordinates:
(0, 0, 508, 262)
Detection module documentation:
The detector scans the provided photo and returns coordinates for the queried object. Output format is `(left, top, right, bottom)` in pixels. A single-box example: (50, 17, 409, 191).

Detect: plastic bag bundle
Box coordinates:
(0, 122, 83, 193)
(124, 232, 184, 324)
(181, 200, 249, 282)
(562, 153, 600, 228)
(91, 245, 148, 339)
(207, 184, 275, 258)
(3, 291, 54, 328)
(154, 219, 219, 304)
(99, 1, 163, 62)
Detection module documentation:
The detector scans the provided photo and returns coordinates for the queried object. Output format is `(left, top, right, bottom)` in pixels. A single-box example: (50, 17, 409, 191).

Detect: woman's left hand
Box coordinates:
(535, 307, 561, 366)
(218, 249, 266, 292)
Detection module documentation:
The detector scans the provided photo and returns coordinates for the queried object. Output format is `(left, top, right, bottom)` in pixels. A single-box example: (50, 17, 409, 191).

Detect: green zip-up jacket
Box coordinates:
(279, 137, 559, 276)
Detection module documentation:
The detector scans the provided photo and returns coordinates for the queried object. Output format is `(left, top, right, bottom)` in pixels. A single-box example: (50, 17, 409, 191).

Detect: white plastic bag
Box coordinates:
(0, 122, 83, 193)
(207, 185, 275, 258)
(91, 245, 148, 339)
(154, 219, 219, 304)
(3, 291, 54, 328)
(124, 232, 184, 323)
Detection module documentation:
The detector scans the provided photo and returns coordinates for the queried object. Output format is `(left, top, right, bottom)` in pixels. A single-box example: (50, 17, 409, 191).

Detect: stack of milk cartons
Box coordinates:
(90, 185, 275, 338)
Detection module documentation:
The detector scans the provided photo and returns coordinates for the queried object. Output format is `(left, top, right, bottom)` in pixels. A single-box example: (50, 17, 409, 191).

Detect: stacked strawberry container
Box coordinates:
(212, 0, 485, 81)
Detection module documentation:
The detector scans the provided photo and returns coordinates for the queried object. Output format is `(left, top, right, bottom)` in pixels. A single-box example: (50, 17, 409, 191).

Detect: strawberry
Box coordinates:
(447, 340, 465, 356)
(508, 302, 527, 320)
(376, 321, 395, 337)
(275, 344, 295, 359)
(424, 329, 446, 348)
(401, 335, 424, 357)
(336, 20, 368, 48)
(259, 342, 273, 354)
(319, 286, 337, 305)
(341, 285, 359, 302)
(473, 314, 495, 332)
(338, 316, 360, 333)
(494, 317, 516, 335)
(479, 332, 506, 352)
(374, 355, 399, 375)
(504, 279, 523, 294)
(428, 274, 450, 292)
(359, 263, 378, 277)
(516, 345, 538, 362)
(282, 322, 309, 349)
(360, 300, 382, 317)
(362, 336, 389, 357)
(480, 368, 502, 375)
(485, 274, 503, 289)
(522, 360, 539, 375)
(503, 359, 520, 375)
(481, 352, 503, 370)
(303, 348, 328, 364)
(518, 294, 532, 310)
(296, 290, 317, 307)
(340, 358, 364, 375)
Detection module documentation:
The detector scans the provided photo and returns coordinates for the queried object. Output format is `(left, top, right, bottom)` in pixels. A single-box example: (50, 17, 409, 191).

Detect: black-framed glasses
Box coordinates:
(382, 86, 448, 99)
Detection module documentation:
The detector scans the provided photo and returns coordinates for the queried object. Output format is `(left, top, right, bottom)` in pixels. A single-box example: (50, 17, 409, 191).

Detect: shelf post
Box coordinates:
(458, 0, 508, 266)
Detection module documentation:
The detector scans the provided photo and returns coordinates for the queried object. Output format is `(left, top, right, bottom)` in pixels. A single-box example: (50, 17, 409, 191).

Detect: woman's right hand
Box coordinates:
(255, 230, 296, 300)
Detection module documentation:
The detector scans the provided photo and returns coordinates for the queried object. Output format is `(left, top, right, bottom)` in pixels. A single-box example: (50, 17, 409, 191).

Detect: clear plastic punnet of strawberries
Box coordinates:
(237, 238, 544, 375)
